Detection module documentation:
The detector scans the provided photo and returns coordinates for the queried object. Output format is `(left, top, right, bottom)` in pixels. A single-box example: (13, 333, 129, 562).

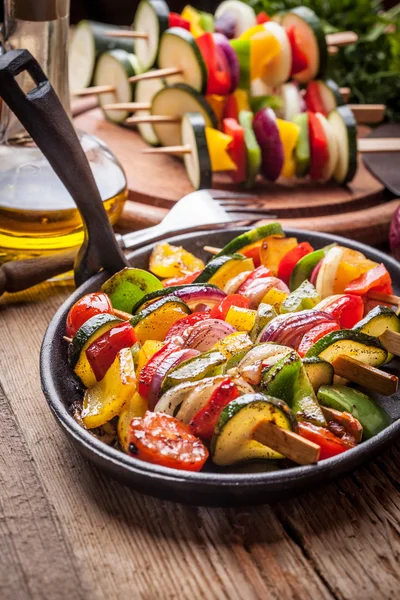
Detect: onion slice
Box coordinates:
(259, 310, 335, 349)
(148, 348, 200, 410)
(182, 319, 236, 352)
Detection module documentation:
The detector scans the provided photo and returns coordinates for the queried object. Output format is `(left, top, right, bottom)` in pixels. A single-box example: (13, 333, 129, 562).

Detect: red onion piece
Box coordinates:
(253, 108, 284, 182)
(213, 33, 240, 92)
(310, 260, 323, 285)
(214, 11, 236, 39)
(259, 310, 334, 349)
(148, 348, 200, 410)
(183, 319, 236, 352)
(167, 285, 226, 309)
(242, 277, 289, 309)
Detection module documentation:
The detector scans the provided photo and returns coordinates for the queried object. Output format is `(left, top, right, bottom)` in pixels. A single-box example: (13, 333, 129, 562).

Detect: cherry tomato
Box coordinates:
(165, 311, 210, 341)
(66, 292, 112, 338)
(210, 294, 249, 320)
(128, 411, 209, 471)
(297, 321, 340, 357)
(298, 422, 355, 460)
(344, 263, 393, 295)
(237, 266, 272, 294)
(308, 111, 329, 181)
(86, 321, 137, 382)
(318, 294, 364, 328)
(189, 378, 240, 441)
(277, 242, 314, 285)
(162, 271, 202, 288)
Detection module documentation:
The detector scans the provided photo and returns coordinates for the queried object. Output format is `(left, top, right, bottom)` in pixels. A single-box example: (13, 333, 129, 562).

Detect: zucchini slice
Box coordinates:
(134, 73, 166, 145)
(181, 113, 212, 190)
(68, 21, 135, 92)
(158, 28, 208, 94)
(302, 357, 334, 392)
(94, 50, 141, 123)
(150, 83, 217, 147)
(280, 7, 328, 82)
(68, 314, 123, 388)
(194, 254, 254, 289)
(305, 330, 388, 367)
(261, 22, 292, 88)
(328, 106, 358, 184)
(132, 0, 170, 71)
(353, 305, 400, 363)
(130, 296, 191, 343)
(315, 113, 339, 181)
(211, 393, 295, 465)
(161, 351, 227, 395)
(216, 223, 284, 257)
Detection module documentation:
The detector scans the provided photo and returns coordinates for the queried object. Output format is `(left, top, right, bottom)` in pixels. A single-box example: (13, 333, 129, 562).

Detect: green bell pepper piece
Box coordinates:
(239, 110, 262, 189)
(280, 280, 321, 313)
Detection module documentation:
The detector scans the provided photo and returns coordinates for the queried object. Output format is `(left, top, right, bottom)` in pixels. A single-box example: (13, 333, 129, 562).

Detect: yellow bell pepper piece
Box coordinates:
(206, 95, 226, 126)
(211, 331, 253, 359)
(74, 320, 121, 389)
(225, 306, 257, 333)
(136, 340, 164, 378)
(82, 348, 136, 429)
(118, 391, 147, 452)
(239, 26, 280, 80)
(232, 89, 251, 113)
(209, 257, 254, 289)
(134, 301, 190, 344)
(261, 287, 289, 312)
(205, 127, 237, 172)
(239, 24, 267, 40)
(333, 247, 377, 294)
(181, 5, 204, 37)
(149, 242, 204, 279)
(276, 119, 300, 178)
(259, 236, 298, 275)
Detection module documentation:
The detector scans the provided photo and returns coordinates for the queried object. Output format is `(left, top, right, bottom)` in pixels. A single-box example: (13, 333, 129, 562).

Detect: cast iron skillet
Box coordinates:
(40, 227, 400, 507)
(2, 50, 399, 506)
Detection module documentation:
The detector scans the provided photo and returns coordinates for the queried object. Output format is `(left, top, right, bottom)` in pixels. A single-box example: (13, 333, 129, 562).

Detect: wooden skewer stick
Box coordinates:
(367, 292, 400, 306)
(63, 336, 73, 343)
(357, 138, 400, 153)
(332, 355, 398, 396)
(102, 102, 151, 111)
(142, 144, 192, 155)
(253, 421, 320, 465)
(104, 30, 149, 39)
(125, 115, 181, 125)
(379, 330, 400, 358)
(349, 104, 386, 125)
(328, 46, 339, 56)
(128, 67, 183, 84)
(113, 309, 134, 320)
(72, 84, 116, 97)
(204, 245, 221, 255)
(326, 31, 358, 47)
(340, 87, 351, 103)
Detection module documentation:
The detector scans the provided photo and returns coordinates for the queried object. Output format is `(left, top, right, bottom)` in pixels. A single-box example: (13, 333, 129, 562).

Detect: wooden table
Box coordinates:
(1, 280, 400, 600)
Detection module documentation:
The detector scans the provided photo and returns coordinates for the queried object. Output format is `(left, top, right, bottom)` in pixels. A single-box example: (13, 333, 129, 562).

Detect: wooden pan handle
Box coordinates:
(0, 249, 76, 296)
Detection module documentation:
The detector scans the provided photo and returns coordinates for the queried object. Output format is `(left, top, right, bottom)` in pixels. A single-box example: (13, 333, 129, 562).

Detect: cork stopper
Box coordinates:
(14, 0, 69, 21)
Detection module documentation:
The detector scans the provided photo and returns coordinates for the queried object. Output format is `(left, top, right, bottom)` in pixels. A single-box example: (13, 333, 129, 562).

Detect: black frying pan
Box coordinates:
(3, 50, 400, 507)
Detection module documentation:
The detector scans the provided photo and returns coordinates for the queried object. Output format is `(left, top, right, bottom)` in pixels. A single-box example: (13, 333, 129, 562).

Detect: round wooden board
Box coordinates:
(75, 109, 396, 243)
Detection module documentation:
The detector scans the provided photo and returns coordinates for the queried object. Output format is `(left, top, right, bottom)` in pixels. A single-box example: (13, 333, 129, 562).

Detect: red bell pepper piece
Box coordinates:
(138, 342, 178, 401)
(189, 378, 240, 441)
(210, 294, 249, 320)
(298, 422, 355, 460)
(277, 242, 314, 285)
(241, 243, 262, 267)
(86, 321, 137, 382)
(308, 111, 329, 180)
(256, 11, 270, 25)
(297, 321, 340, 357)
(223, 94, 239, 121)
(304, 81, 326, 115)
(162, 271, 202, 287)
(319, 294, 364, 328)
(169, 12, 191, 31)
(164, 312, 210, 341)
(222, 118, 246, 184)
(344, 263, 393, 296)
(237, 265, 272, 294)
(196, 33, 231, 96)
(286, 26, 308, 76)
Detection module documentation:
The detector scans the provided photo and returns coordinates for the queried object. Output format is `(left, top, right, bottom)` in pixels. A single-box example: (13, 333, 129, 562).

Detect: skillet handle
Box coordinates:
(0, 49, 129, 284)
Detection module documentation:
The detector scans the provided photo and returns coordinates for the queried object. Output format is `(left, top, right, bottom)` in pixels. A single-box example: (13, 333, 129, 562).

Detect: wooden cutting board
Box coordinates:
(75, 108, 398, 244)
